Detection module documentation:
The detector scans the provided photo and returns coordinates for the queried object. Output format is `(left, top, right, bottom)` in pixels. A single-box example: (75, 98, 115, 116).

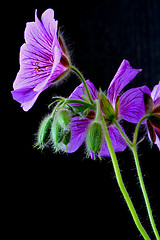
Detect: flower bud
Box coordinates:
(36, 115, 53, 149)
(63, 129, 71, 146)
(86, 121, 103, 155)
(62, 129, 71, 151)
(57, 109, 71, 128)
(51, 120, 64, 149)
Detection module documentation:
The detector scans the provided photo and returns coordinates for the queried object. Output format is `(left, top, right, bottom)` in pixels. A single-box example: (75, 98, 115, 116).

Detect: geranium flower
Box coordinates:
(11, 9, 70, 111)
(62, 60, 149, 158)
(143, 81, 160, 150)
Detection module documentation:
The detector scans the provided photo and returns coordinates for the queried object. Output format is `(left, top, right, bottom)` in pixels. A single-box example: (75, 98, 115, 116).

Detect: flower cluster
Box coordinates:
(11, 9, 160, 240)
(11, 9, 160, 158)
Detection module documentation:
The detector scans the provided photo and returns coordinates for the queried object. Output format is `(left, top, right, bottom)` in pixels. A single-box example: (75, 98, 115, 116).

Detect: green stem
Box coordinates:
(132, 145, 160, 240)
(65, 99, 95, 110)
(113, 119, 133, 148)
(70, 65, 94, 104)
(133, 115, 150, 145)
(133, 116, 160, 240)
(114, 117, 160, 240)
(100, 114, 150, 240)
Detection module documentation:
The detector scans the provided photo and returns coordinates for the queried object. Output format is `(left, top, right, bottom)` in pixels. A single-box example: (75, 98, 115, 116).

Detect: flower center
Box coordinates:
(34, 61, 53, 75)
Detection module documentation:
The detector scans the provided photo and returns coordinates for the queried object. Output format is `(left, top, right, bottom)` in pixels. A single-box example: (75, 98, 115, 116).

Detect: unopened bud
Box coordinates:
(36, 115, 53, 149)
(63, 129, 71, 146)
(57, 109, 71, 128)
(51, 120, 64, 149)
(86, 121, 103, 154)
(63, 129, 71, 151)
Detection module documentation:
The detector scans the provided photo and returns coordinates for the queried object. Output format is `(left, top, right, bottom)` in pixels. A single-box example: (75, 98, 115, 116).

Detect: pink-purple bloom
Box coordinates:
(63, 60, 149, 157)
(143, 81, 160, 150)
(11, 9, 70, 111)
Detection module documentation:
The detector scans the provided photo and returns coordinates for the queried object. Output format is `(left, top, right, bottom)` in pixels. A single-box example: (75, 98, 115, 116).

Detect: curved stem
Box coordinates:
(133, 116, 160, 240)
(114, 117, 160, 240)
(113, 119, 133, 147)
(100, 114, 150, 240)
(70, 65, 94, 104)
(132, 145, 160, 240)
(133, 115, 150, 145)
(65, 98, 95, 110)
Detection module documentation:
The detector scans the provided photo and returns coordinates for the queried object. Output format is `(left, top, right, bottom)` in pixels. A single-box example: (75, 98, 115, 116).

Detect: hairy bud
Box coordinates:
(36, 115, 53, 149)
(57, 109, 71, 128)
(51, 109, 72, 151)
(51, 120, 64, 150)
(63, 129, 71, 146)
(86, 121, 103, 156)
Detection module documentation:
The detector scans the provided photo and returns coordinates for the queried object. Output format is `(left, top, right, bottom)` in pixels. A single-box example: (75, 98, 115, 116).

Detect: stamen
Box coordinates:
(34, 61, 53, 75)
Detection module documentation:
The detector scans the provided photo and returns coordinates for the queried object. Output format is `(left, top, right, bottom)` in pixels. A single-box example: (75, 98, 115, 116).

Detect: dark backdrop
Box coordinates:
(6, 0, 160, 239)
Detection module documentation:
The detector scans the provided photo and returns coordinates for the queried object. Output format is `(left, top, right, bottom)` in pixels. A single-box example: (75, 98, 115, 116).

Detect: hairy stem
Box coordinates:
(133, 117, 160, 240)
(66, 98, 95, 110)
(132, 145, 160, 240)
(70, 65, 94, 104)
(100, 114, 150, 240)
(114, 117, 160, 240)
(113, 119, 133, 147)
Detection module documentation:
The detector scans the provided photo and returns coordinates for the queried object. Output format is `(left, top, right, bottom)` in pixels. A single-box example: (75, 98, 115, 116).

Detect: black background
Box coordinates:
(6, 0, 160, 239)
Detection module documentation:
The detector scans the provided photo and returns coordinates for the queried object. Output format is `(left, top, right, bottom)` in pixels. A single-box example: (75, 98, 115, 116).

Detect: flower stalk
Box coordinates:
(100, 113, 150, 240)
(113, 117, 160, 240)
(133, 116, 160, 240)
(11, 8, 160, 239)
(70, 65, 94, 104)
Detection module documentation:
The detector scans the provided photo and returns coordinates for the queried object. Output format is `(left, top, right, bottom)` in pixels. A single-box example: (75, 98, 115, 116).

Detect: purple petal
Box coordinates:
(100, 124, 127, 157)
(107, 59, 142, 105)
(155, 128, 160, 151)
(12, 43, 65, 111)
(147, 126, 160, 151)
(69, 80, 97, 104)
(151, 81, 160, 102)
(41, 9, 58, 43)
(64, 116, 91, 153)
(153, 97, 160, 109)
(34, 46, 62, 91)
(119, 86, 151, 123)
(11, 87, 43, 111)
(12, 9, 69, 111)
(25, 9, 57, 52)
(13, 43, 53, 89)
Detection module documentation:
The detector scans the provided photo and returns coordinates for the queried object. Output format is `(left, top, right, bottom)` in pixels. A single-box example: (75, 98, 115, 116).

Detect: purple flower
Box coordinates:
(11, 9, 70, 111)
(143, 81, 160, 150)
(64, 60, 149, 158)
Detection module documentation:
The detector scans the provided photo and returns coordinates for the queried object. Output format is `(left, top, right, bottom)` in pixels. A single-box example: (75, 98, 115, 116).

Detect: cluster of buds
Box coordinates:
(36, 108, 71, 151)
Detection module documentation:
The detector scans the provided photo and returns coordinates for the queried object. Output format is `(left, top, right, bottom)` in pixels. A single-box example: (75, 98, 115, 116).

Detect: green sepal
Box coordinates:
(143, 93, 153, 114)
(100, 92, 115, 120)
(115, 95, 120, 118)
